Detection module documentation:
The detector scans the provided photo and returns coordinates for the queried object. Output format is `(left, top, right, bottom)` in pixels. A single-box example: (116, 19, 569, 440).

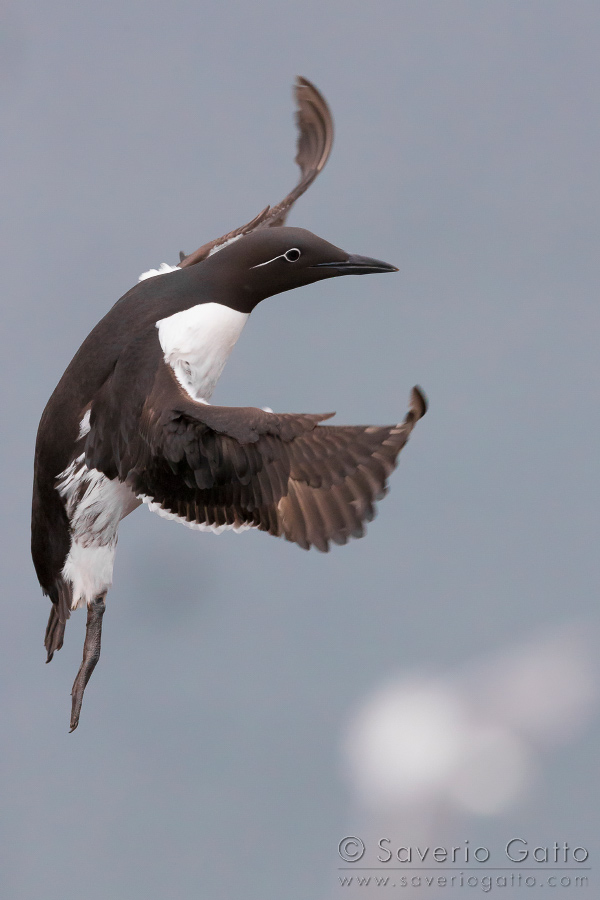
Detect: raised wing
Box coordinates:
(86, 354, 426, 553)
(177, 76, 334, 269)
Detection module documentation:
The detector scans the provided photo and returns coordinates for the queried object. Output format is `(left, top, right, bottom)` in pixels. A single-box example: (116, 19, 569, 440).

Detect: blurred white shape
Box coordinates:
(476, 625, 597, 745)
(344, 680, 469, 809)
(343, 623, 597, 818)
(447, 724, 533, 816)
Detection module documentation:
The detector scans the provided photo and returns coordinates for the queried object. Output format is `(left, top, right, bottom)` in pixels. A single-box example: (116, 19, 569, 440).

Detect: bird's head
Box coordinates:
(196, 226, 397, 311)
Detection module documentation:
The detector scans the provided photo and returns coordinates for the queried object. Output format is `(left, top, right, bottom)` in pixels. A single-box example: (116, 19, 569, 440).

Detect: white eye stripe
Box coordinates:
(251, 255, 282, 269)
(251, 248, 302, 268)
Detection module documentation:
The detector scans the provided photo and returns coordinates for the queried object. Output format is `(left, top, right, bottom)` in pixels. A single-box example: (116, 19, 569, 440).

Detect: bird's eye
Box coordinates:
(284, 248, 301, 262)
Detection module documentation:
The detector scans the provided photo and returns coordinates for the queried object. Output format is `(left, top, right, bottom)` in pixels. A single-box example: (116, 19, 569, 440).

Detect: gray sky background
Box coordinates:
(1, 2, 599, 898)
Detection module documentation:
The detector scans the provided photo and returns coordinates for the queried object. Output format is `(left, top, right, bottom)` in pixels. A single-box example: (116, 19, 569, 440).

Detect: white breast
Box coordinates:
(156, 303, 249, 402)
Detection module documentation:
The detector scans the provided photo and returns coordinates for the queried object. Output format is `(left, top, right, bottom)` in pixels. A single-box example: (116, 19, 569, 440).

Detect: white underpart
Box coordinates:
(156, 302, 249, 402)
(138, 263, 181, 281)
(62, 543, 117, 612)
(57, 436, 139, 609)
(139, 494, 254, 534)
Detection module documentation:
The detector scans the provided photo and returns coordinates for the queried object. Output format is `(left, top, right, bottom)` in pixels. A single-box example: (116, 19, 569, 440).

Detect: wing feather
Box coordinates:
(85, 334, 426, 551)
(177, 77, 334, 268)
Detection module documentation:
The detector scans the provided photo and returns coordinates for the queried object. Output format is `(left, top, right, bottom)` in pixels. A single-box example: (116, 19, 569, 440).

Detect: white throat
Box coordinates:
(156, 302, 249, 402)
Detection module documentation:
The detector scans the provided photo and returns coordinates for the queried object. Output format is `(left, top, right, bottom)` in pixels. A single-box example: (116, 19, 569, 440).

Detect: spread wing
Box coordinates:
(177, 76, 334, 269)
(85, 350, 426, 552)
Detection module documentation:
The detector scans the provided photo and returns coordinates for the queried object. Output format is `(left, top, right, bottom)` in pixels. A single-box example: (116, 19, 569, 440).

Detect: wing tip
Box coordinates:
(395, 386, 427, 431)
(410, 385, 428, 420)
(293, 74, 334, 176)
(179, 76, 334, 261)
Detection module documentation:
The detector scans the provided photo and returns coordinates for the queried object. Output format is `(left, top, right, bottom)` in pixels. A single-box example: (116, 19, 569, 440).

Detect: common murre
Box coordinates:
(32, 77, 426, 731)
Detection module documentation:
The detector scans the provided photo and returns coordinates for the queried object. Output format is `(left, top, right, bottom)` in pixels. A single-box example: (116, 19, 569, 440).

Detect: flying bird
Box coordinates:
(32, 77, 426, 731)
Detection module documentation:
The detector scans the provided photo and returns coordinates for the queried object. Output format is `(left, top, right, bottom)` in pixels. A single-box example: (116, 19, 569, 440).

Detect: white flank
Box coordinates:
(139, 494, 254, 534)
(156, 303, 248, 402)
(138, 263, 181, 281)
(62, 542, 117, 610)
(57, 454, 140, 608)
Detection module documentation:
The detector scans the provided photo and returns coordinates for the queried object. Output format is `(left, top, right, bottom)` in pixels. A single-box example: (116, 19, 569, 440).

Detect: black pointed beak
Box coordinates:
(312, 253, 398, 275)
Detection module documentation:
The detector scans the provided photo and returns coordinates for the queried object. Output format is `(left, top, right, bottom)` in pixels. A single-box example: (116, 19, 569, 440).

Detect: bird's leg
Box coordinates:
(69, 593, 106, 732)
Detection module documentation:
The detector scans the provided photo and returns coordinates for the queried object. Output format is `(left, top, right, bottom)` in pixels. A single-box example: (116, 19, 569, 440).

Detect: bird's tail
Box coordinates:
(45, 578, 72, 663)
